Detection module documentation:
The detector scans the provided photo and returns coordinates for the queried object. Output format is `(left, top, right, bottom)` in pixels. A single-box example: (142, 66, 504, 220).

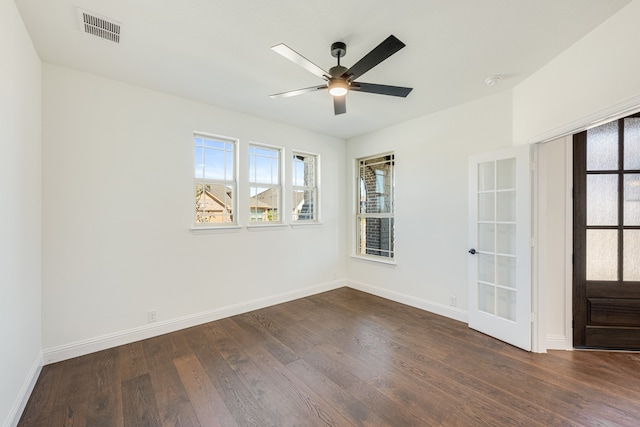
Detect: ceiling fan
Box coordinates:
(270, 35, 413, 115)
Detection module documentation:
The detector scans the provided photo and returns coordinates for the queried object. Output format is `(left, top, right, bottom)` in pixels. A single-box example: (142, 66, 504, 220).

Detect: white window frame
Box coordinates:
(355, 152, 395, 261)
(248, 142, 283, 224)
(193, 132, 238, 228)
(292, 151, 319, 223)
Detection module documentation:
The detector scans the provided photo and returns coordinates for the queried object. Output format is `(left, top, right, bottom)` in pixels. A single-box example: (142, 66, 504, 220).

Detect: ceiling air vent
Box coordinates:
(77, 8, 121, 43)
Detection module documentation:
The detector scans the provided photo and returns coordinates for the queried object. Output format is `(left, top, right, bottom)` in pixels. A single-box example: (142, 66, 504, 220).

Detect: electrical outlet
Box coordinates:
(148, 310, 157, 323)
(449, 296, 457, 307)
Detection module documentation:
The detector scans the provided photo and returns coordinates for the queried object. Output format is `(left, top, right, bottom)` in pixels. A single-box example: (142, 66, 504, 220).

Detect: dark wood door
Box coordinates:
(573, 114, 640, 350)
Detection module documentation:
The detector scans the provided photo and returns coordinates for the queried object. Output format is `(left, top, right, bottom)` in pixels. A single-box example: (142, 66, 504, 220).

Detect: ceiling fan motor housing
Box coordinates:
(331, 42, 347, 59)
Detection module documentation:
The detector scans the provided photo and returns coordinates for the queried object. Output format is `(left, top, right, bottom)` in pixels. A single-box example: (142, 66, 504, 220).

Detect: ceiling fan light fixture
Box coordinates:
(328, 79, 349, 96)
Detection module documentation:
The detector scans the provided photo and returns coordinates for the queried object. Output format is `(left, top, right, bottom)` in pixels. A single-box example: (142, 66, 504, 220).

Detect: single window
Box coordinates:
(249, 143, 282, 223)
(356, 153, 395, 259)
(292, 152, 319, 222)
(194, 133, 237, 225)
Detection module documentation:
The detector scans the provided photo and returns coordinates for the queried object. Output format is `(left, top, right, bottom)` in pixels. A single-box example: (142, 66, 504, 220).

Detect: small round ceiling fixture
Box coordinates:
(485, 75, 503, 86)
(328, 79, 349, 96)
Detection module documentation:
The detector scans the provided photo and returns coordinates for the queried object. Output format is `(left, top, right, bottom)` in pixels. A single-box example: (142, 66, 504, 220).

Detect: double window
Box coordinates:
(193, 134, 236, 225)
(356, 153, 395, 259)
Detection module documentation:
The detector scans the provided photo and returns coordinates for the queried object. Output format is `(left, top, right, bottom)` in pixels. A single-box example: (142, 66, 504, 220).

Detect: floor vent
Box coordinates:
(77, 8, 121, 43)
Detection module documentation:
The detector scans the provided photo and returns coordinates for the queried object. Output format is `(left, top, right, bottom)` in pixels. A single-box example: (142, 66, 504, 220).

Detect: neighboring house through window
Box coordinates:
(194, 133, 237, 225)
(292, 152, 318, 222)
(357, 153, 395, 259)
(249, 143, 282, 222)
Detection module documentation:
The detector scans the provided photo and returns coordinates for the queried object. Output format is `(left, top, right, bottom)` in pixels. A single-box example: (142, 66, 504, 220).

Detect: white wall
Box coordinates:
(513, 0, 640, 145)
(41, 64, 347, 361)
(0, 0, 42, 425)
(346, 91, 513, 319)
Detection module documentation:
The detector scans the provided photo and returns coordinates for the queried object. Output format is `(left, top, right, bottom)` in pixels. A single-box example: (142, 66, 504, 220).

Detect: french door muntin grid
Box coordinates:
(194, 134, 236, 224)
(476, 158, 518, 321)
(249, 144, 282, 222)
(584, 117, 640, 282)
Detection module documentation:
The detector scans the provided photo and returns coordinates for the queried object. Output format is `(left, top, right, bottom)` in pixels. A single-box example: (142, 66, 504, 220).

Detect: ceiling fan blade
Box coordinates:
(351, 82, 413, 97)
(270, 85, 327, 98)
(271, 43, 330, 80)
(333, 96, 346, 115)
(341, 35, 406, 81)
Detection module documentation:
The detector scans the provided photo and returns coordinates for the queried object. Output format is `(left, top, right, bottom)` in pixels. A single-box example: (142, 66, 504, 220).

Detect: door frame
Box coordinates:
(531, 96, 640, 352)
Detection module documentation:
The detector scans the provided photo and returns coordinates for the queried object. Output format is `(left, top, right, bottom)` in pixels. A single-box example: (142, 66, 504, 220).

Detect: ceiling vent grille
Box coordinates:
(77, 9, 121, 43)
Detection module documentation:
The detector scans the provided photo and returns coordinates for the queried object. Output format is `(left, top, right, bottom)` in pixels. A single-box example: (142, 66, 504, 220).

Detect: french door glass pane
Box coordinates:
(478, 193, 495, 221)
(496, 158, 516, 190)
(478, 283, 495, 314)
(478, 161, 495, 191)
(624, 174, 640, 225)
(496, 224, 516, 255)
(587, 121, 618, 171)
(587, 175, 618, 226)
(496, 256, 516, 289)
(624, 117, 640, 170)
(623, 230, 640, 281)
(478, 223, 495, 252)
(478, 253, 495, 283)
(497, 288, 516, 321)
(496, 191, 516, 222)
(586, 229, 618, 281)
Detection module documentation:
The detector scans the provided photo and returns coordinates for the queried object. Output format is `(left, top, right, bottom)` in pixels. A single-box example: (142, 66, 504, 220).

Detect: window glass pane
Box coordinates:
(358, 217, 394, 258)
(586, 230, 618, 281)
(497, 288, 516, 321)
(478, 161, 494, 191)
(478, 283, 495, 314)
(478, 193, 494, 222)
(250, 186, 279, 222)
(496, 224, 516, 255)
(623, 230, 640, 281)
(496, 191, 516, 222)
(194, 146, 203, 178)
(195, 183, 233, 223)
(496, 158, 516, 190)
(587, 175, 618, 226)
(204, 147, 225, 180)
(587, 121, 618, 171)
(360, 156, 393, 214)
(624, 117, 640, 170)
(478, 223, 494, 252)
(624, 174, 640, 225)
(496, 256, 516, 289)
(292, 189, 316, 221)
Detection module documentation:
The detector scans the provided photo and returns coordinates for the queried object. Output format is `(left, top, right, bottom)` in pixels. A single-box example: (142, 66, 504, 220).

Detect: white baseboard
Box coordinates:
(42, 280, 345, 365)
(347, 280, 468, 323)
(4, 353, 42, 427)
(546, 334, 573, 351)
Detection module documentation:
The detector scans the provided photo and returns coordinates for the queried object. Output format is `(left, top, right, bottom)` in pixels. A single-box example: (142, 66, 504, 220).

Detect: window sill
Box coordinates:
(190, 225, 242, 234)
(350, 254, 397, 266)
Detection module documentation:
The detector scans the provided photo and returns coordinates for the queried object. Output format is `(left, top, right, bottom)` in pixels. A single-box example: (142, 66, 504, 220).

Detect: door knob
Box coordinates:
(468, 248, 477, 255)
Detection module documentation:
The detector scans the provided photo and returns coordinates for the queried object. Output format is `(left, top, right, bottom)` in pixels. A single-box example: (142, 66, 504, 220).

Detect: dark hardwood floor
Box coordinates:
(19, 287, 640, 426)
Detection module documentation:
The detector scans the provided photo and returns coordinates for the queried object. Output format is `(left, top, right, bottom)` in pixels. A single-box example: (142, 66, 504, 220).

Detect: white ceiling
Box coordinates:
(16, 0, 632, 139)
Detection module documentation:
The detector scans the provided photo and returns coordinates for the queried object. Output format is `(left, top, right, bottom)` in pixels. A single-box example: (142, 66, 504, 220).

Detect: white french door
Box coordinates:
(468, 145, 532, 351)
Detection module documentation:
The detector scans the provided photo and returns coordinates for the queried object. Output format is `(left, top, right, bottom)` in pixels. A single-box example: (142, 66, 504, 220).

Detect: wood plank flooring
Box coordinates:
(18, 287, 640, 426)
